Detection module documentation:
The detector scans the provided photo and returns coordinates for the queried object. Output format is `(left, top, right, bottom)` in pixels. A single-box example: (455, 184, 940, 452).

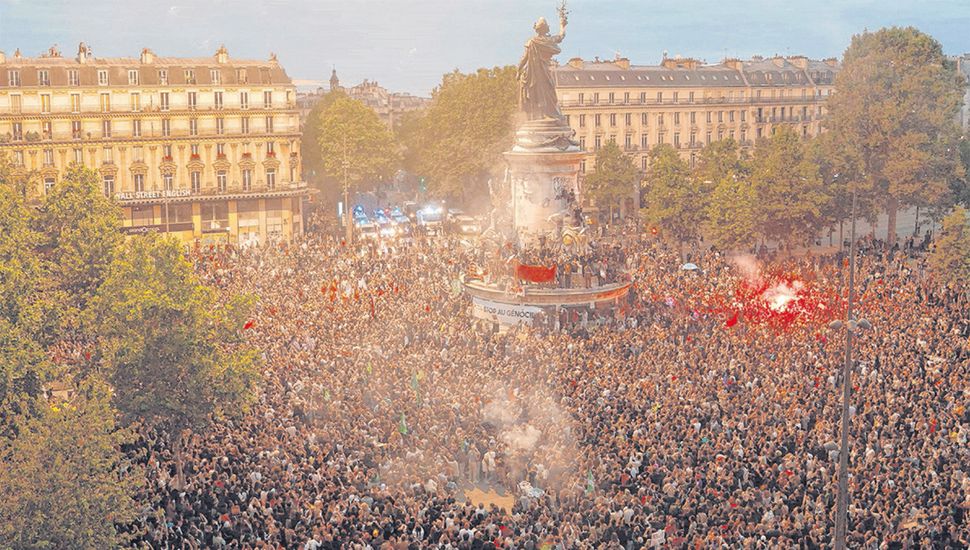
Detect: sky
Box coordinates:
(1, 0, 968, 96)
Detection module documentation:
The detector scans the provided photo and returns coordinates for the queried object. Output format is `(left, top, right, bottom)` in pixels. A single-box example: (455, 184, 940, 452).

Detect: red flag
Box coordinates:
(514, 262, 556, 283)
(424, 305, 431, 313)
(243, 320, 255, 330)
(84, 350, 92, 361)
(725, 311, 739, 328)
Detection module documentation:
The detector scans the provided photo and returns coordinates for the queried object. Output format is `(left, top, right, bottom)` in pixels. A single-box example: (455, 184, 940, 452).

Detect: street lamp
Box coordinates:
(830, 182, 873, 550)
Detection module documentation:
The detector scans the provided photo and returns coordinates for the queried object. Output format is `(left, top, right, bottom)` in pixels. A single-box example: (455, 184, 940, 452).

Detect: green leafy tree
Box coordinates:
(951, 135, 970, 207)
(928, 206, 970, 289)
(692, 138, 747, 194)
(584, 141, 640, 223)
(317, 92, 399, 235)
(826, 27, 964, 247)
(399, 66, 517, 200)
(0, 318, 55, 437)
(705, 174, 758, 251)
(641, 144, 704, 257)
(37, 164, 122, 318)
(91, 235, 260, 486)
(750, 126, 830, 252)
(0, 381, 142, 549)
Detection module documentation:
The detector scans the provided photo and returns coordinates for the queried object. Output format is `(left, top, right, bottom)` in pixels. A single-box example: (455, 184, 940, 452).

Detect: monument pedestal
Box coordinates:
(504, 117, 584, 246)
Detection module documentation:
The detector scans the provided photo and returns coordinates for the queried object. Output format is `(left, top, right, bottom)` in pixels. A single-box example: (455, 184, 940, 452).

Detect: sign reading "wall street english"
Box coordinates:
(115, 189, 193, 200)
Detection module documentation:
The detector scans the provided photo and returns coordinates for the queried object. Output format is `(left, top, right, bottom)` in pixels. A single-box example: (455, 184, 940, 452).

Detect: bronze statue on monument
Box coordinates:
(518, 1, 569, 121)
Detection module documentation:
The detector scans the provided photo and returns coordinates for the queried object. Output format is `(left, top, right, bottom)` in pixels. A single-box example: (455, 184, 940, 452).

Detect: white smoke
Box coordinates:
(501, 424, 542, 452)
(728, 253, 762, 284)
(763, 280, 805, 312)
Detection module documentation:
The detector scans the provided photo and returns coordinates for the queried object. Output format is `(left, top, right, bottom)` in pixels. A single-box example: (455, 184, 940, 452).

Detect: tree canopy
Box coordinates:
(641, 144, 704, 253)
(583, 141, 640, 218)
(825, 26, 964, 246)
(316, 92, 399, 195)
(928, 205, 970, 289)
(398, 66, 518, 200)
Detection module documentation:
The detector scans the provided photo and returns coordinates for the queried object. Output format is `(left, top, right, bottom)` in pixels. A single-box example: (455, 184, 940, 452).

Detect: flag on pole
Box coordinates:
(398, 412, 408, 435)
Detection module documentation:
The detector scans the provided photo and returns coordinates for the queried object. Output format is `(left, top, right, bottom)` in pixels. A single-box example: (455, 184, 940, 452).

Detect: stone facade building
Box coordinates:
(0, 43, 309, 246)
(556, 55, 839, 174)
(296, 71, 428, 128)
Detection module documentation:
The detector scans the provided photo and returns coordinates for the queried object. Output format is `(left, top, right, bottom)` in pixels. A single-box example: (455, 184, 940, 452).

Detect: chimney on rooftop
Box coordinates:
(140, 48, 155, 64)
(0, 51, 5, 64)
(614, 57, 630, 70)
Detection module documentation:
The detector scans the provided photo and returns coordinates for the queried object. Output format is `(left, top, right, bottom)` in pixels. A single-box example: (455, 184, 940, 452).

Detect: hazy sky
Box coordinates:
(1, 0, 968, 95)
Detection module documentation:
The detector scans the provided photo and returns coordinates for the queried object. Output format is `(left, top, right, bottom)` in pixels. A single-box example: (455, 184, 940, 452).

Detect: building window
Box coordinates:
(578, 114, 585, 128)
(190, 171, 201, 194)
(718, 111, 724, 123)
(210, 69, 221, 85)
(241, 116, 250, 134)
(42, 121, 52, 140)
(189, 118, 198, 136)
(740, 130, 747, 143)
(658, 113, 664, 126)
(580, 160, 586, 173)
(594, 135, 601, 150)
(43, 149, 54, 166)
(673, 112, 680, 125)
(10, 95, 21, 114)
(13, 151, 24, 166)
(265, 116, 274, 133)
(240, 91, 249, 110)
(185, 69, 196, 84)
(103, 147, 113, 163)
(73, 148, 83, 165)
(608, 92, 615, 104)
(641, 113, 648, 125)
(102, 120, 112, 138)
(593, 92, 599, 104)
(624, 113, 631, 126)
(236, 68, 248, 84)
(609, 113, 616, 127)
(132, 119, 142, 137)
(639, 92, 646, 103)
(706, 111, 712, 124)
(214, 91, 223, 110)
(163, 173, 174, 191)
(40, 94, 51, 114)
(216, 143, 225, 156)
(67, 69, 79, 86)
(161, 118, 170, 136)
(641, 134, 648, 149)
(741, 110, 746, 122)
(656, 92, 663, 103)
(216, 117, 225, 134)
(688, 91, 695, 103)
(97, 70, 109, 86)
(624, 134, 632, 149)
(7, 70, 20, 87)
(729, 111, 735, 123)
(266, 141, 275, 154)
(160, 92, 169, 111)
(217, 170, 227, 192)
(12, 122, 23, 141)
(266, 169, 276, 189)
(642, 156, 648, 171)
(127, 69, 138, 85)
(103, 175, 115, 197)
(263, 90, 272, 108)
(577, 92, 584, 104)
(133, 173, 145, 192)
(188, 91, 197, 110)
(673, 132, 681, 148)
(100, 93, 111, 112)
(594, 114, 601, 127)
(130, 92, 141, 112)
(242, 169, 252, 191)
(706, 132, 712, 144)
(37, 70, 50, 86)
(70, 93, 81, 113)
(163, 144, 172, 158)
(158, 69, 168, 85)
(190, 144, 199, 156)
(690, 132, 696, 147)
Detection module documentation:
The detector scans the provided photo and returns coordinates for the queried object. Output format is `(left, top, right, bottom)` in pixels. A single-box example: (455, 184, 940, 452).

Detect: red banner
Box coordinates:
(515, 263, 556, 283)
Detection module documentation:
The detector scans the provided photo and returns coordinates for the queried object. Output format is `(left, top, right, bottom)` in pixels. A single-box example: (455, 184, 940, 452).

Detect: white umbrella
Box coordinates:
(680, 263, 700, 271)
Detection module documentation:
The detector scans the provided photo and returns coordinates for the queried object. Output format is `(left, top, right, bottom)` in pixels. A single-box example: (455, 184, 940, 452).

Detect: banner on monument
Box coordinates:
(471, 297, 542, 325)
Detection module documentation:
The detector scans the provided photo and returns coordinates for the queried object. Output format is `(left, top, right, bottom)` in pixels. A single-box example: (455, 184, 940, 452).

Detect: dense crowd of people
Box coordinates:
(120, 227, 968, 549)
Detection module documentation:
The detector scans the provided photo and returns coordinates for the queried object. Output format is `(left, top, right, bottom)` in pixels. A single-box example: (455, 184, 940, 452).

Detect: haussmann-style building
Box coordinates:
(554, 54, 839, 219)
(0, 43, 310, 246)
